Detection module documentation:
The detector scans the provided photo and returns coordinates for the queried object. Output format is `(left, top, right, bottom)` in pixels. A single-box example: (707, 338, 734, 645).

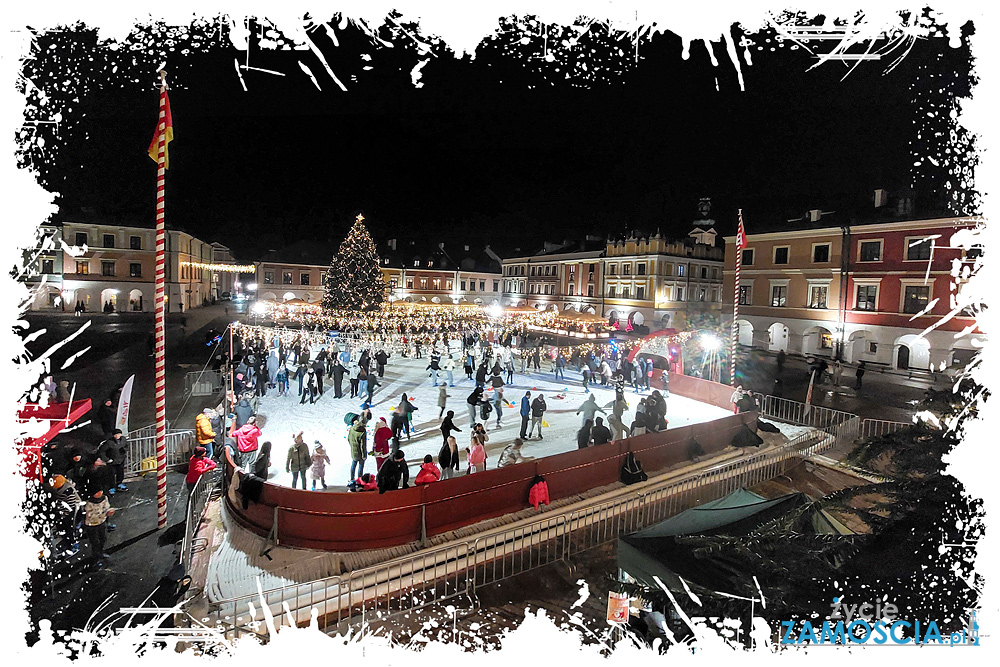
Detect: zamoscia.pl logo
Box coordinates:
(779, 598, 979, 646)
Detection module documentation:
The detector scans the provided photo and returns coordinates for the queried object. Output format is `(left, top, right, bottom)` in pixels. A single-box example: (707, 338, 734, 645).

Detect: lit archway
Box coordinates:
(100, 288, 119, 312)
(262, 292, 277, 301)
(802, 325, 835, 358)
(630, 311, 645, 326)
(893, 334, 930, 370)
(735, 319, 753, 347)
(128, 288, 144, 312)
(431, 296, 441, 304)
(282, 292, 296, 302)
(767, 322, 789, 353)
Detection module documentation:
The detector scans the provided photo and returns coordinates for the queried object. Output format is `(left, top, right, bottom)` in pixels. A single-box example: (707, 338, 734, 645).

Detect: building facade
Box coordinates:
(499, 233, 724, 331)
(27, 221, 214, 313)
(257, 261, 326, 303)
(724, 216, 983, 370)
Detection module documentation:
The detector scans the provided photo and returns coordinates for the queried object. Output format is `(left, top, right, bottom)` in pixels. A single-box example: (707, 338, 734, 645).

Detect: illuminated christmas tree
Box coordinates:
(323, 214, 387, 312)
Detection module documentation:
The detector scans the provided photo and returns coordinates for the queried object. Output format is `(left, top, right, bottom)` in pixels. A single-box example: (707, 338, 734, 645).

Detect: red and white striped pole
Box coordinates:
(730, 209, 743, 387)
(154, 70, 169, 528)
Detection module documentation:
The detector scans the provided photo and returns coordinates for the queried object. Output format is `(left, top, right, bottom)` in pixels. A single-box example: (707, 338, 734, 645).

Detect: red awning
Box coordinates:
(17, 399, 93, 481)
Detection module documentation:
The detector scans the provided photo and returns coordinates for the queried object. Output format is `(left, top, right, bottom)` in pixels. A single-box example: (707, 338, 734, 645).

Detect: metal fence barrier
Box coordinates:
(759, 394, 856, 430)
(205, 426, 839, 640)
(124, 429, 196, 478)
(859, 418, 910, 441)
(181, 468, 222, 573)
(184, 370, 224, 397)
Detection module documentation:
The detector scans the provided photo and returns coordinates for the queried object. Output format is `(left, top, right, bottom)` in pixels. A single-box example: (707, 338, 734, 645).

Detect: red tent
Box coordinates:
(17, 399, 93, 482)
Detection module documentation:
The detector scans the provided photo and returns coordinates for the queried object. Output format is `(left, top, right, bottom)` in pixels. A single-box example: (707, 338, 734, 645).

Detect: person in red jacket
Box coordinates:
(414, 454, 441, 485)
(233, 417, 262, 471)
(186, 446, 217, 494)
(351, 472, 377, 492)
(372, 417, 392, 470)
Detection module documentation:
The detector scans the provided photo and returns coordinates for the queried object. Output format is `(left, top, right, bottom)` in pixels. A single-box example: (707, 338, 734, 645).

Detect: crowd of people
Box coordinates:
(216, 327, 674, 498)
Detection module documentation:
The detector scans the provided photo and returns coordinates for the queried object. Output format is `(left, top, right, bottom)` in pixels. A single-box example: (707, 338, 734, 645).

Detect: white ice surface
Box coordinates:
(246, 354, 733, 489)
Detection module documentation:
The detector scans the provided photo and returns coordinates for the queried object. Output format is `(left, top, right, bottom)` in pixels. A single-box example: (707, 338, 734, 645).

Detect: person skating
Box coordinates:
(365, 372, 380, 405)
(347, 416, 368, 482)
(375, 349, 390, 377)
(519, 391, 532, 439)
(527, 393, 547, 439)
(591, 417, 613, 445)
(441, 354, 456, 387)
(438, 384, 450, 419)
(498, 438, 532, 467)
(396, 393, 417, 437)
(312, 358, 325, 396)
(577, 419, 594, 449)
(84, 489, 115, 566)
(414, 454, 441, 485)
(301, 368, 318, 404)
(332, 357, 346, 398)
(466, 386, 484, 428)
(389, 408, 406, 452)
(350, 367, 362, 399)
(310, 442, 330, 490)
(466, 435, 487, 473)
(493, 386, 505, 429)
(286, 432, 311, 490)
(440, 409, 462, 447)
(252, 441, 271, 479)
(464, 350, 474, 380)
(376, 450, 409, 493)
(438, 435, 460, 479)
(576, 394, 606, 426)
(427, 349, 442, 386)
(555, 352, 566, 381)
(185, 446, 217, 495)
(504, 353, 514, 384)
(475, 361, 488, 388)
(373, 418, 392, 470)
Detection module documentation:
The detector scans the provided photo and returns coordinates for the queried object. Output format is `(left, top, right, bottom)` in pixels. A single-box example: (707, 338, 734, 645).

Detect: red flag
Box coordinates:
(148, 87, 174, 169)
(736, 210, 748, 250)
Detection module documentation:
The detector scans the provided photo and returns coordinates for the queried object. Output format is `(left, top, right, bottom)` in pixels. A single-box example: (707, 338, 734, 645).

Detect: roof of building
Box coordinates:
(381, 238, 502, 273)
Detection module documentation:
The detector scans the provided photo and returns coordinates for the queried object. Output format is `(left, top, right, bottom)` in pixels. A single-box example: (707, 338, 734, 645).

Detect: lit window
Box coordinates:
(809, 286, 828, 309)
(856, 285, 877, 311)
(75, 260, 89, 275)
(738, 285, 751, 305)
(282, 272, 292, 284)
(903, 285, 930, 314)
(771, 285, 787, 307)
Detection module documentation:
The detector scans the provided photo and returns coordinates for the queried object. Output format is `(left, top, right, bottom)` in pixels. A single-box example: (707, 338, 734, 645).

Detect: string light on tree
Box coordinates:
(323, 214, 388, 312)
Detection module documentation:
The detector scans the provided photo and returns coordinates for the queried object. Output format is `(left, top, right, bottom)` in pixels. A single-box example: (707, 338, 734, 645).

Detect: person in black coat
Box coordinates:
(577, 420, 593, 449)
(98, 429, 129, 493)
(97, 398, 116, 437)
(591, 417, 612, 445)
(376, 450, 409, 493)
(375, 349, 389, 377)
(475, 362, 488, 387)
(440, 410, 462, 446)
(312, 358, 325, 396)
(332, 358, 346, 398)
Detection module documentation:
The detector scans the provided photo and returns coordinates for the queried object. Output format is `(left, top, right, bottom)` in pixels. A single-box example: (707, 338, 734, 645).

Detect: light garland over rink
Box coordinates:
(232, 301, 694, 364)
(181, 261, 256, 273)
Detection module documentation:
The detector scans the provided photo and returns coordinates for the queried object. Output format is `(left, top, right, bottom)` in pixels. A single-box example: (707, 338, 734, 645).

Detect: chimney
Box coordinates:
(874, 189, 889, 208)
(387, 238, 397, 251)
(808, 209, 822, 223)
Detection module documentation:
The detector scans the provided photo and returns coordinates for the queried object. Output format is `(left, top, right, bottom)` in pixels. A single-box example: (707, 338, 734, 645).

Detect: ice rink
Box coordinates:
(242, 353, 736, 489)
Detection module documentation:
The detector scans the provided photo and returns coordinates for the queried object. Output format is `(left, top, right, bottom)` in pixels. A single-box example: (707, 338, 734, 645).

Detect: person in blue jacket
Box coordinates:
(519, 390, 532, 439)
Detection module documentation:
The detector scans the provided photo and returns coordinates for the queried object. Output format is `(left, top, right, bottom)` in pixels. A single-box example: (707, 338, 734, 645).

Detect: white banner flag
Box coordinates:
(803, 370, 816, 418)
(115, 374, 135, 434)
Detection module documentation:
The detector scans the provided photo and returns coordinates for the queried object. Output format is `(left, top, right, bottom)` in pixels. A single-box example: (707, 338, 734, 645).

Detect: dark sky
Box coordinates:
(22, 15, 974, 259)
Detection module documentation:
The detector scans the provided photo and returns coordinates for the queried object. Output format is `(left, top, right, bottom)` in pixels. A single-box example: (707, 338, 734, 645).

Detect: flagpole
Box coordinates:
(730, 209, 743, 386)
(154, 69, 169, 528)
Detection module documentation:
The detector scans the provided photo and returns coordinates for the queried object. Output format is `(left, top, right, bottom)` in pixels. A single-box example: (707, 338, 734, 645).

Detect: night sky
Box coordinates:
(20, 14, 975, 259)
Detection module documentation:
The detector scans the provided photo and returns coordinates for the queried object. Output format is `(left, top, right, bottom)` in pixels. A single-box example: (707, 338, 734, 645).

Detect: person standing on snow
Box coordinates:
(441, 354, 456, 387)
(527, 393, 547, 439)
(286, 432, 311, 490)
(576, 394, 607, 426)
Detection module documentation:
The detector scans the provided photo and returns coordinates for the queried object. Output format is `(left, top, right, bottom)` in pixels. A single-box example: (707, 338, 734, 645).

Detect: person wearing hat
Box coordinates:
(286, 432, 311, 490)
(84, 489, 115, 564)
(48, 474, 83, 556)
(185, 446, 217, 495)
(376, 449, 410, 493)
(98, 429, 130, 494)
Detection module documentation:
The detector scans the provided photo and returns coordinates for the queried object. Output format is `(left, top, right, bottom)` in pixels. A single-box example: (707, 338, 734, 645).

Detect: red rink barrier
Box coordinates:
(223, 375, 756, 552)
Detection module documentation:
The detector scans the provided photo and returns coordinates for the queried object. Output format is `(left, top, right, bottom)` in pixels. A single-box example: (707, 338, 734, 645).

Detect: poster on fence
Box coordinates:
(607, 591, 630, 624)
